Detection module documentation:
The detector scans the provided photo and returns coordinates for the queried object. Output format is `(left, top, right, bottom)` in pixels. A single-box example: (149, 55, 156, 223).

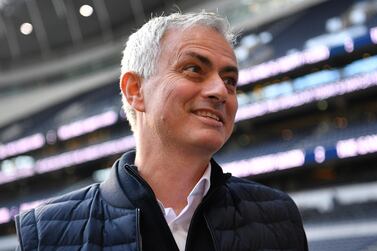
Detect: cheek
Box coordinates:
(228, 97, 238, 118)
(225, 98, 238, 133)
(144, 77, 175, 110)
(164, 79, 198, 107)
(155, 79, 185, 119)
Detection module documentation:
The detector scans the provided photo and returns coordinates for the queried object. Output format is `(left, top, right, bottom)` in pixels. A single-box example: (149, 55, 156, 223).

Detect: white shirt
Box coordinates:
(157, 164, 211, 251)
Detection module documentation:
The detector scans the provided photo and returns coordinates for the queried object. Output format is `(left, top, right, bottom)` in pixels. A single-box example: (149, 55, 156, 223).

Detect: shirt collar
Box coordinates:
(187, 163, 211, 200)
(157, 163, 211, 213)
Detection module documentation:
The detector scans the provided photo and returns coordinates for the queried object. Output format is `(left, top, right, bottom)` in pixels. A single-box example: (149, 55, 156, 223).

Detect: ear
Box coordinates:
(120, 72, 145, 112)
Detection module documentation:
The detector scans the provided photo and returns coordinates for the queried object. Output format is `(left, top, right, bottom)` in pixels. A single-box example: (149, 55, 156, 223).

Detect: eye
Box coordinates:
(223, 77, 237, 88)
(184, 65, 202, 74)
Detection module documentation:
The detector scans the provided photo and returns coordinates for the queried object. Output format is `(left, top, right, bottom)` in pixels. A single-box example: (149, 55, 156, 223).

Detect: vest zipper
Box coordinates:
(136, 208, 142, 251)
(184, 185, 224, 251)
(125, 165, 180, 251)
(204, 214, 220, 251)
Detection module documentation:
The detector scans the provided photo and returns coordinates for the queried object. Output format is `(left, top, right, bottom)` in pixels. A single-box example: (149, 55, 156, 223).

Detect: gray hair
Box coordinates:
(120, 11, 235, 132)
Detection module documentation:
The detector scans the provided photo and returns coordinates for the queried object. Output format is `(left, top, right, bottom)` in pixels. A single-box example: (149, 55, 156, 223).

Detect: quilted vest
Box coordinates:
(15, 150, 308, 251)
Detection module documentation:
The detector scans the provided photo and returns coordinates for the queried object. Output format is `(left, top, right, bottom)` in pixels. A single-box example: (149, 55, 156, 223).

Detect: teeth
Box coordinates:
(196, 111, 220, 121)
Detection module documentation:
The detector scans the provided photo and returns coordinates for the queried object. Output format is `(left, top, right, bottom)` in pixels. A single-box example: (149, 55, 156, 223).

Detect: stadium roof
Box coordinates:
(0, 0, 326, 70)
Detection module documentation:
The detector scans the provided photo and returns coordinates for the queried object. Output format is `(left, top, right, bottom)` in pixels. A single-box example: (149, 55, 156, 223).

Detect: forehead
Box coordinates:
(159, 25, 237, 64)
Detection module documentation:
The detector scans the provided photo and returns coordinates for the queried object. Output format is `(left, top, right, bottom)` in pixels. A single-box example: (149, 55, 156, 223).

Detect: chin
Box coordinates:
(177, 125, 230, 154)
(190, 135, 225, 155)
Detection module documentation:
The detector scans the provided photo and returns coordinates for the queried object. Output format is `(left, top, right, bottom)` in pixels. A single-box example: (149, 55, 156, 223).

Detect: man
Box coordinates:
(15, 12, 308, 250)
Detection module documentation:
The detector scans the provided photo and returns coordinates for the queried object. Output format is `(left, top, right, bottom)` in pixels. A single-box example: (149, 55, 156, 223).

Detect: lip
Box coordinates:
(192, 108, 225, 125)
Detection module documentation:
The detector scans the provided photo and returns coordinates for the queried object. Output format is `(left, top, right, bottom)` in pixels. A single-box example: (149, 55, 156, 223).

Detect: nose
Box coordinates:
(202, 75, 228, 103)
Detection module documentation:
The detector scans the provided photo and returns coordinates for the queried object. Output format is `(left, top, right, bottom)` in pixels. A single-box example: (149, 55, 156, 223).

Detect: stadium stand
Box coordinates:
(1, 0, 377, 250)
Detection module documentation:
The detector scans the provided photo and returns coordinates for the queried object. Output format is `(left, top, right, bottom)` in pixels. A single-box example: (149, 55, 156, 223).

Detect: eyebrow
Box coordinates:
(185, 51, 239, 76)
(220, 66, 239, 76)
(186, 51, 212, 67)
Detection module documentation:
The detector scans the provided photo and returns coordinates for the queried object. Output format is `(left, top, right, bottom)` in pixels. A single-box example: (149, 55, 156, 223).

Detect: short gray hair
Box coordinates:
(120, 11, 235, 132)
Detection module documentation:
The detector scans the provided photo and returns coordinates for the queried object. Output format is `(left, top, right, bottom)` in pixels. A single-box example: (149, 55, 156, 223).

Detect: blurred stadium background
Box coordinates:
(1, 0, 377, 250)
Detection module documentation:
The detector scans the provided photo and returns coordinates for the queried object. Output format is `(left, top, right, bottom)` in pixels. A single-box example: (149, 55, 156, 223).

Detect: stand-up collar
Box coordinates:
(100, 149, 230, 208)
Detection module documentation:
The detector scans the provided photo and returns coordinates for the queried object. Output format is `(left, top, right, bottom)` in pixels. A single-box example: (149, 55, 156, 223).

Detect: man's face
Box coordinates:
(140, 25, 238, 155)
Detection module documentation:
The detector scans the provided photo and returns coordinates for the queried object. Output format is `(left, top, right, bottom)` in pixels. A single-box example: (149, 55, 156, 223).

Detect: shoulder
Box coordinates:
(45, 183, 100, 206)
(211, 159, 294, 204)
(224, 176, 302, 221)
(226, 176, 291, 201)
(35, 184, 101, 218)
(16, 184, 101, 226)
(15, 184, 100, 250)
(15, 183, 140, 250)
(206, 176, 308, 249)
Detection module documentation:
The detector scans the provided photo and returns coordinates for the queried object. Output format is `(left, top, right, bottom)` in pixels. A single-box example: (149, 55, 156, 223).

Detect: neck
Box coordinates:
(134, 133, 211, 214)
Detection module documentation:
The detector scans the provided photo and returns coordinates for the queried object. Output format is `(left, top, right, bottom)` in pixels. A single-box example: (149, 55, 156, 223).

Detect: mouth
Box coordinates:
(193, 109, 224, 124)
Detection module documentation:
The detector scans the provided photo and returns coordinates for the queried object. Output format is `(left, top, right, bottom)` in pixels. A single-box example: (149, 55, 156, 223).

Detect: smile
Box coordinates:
(194, 110, 222, 122)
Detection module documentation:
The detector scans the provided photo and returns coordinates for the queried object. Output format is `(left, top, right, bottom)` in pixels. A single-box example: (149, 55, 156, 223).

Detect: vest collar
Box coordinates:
(100, 149, 230, 208)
